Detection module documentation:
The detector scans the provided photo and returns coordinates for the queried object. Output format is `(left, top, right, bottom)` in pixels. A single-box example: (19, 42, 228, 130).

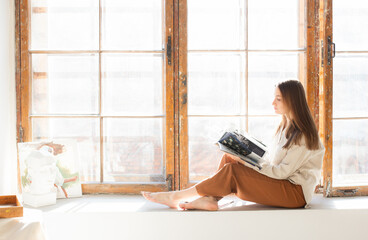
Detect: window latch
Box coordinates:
(167, 36, 172, 66)
(336, 188, 357, 196)
(19, 126, 24, 142)
(166, 174, 173, 191)
(327, 36, 335, 66)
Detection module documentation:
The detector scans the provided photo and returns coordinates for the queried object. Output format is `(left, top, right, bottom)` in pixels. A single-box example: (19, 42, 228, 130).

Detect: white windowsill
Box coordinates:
(31, 193, 368, 213)
(17, 194, 368, 240)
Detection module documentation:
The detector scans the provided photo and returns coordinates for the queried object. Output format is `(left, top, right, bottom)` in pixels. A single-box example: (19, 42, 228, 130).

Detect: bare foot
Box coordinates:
(141, 191, 179, 209)
(179, 196, 219, 211)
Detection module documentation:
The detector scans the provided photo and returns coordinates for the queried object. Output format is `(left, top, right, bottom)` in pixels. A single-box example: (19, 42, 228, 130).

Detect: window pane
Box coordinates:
(188, 0, 246, 50)
(32, 118, 100, 182)
(31, 0, 99, 50)
(248, 116, 280, 147)
(248, 52, 301, 115)
(248, 0, 303, 50)
(103, 118, 164, 183)
(31, 54, 99, 115)
(188, 53, 246, 115)
(334, 0, 368, 51)
(189, 116, 246, 181)
(333, 54, 368, 118)
(102, 0, 162, 50)
(333, 119, 368, 187)
(102, 54, 163, 116)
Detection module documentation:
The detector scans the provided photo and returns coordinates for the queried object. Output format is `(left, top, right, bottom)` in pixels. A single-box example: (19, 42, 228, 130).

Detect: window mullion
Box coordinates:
(245, 0, 249, 132)
(318, 0, 333, 197)
(98, 0, 104, 183)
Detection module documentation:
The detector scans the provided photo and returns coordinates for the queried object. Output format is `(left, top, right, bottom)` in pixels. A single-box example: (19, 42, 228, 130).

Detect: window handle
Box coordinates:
(166, 174, 173, 191)
(327, 36, 335, 66)
(166, 36, 172, 66)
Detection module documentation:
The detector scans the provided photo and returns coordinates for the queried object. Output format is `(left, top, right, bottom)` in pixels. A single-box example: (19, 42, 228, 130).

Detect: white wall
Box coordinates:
(0, 0, 17, 195)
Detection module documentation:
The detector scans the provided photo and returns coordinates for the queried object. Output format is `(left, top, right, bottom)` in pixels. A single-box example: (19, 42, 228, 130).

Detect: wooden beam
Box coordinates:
(319, 0, 333, 197)
(330, 186, 368, 197)
(32, 72, 47, 79)
(306, 0, 320, 129)
(178, 0, 188, 190)
(32, 7, 47, 14)
(173, 0, 180, 191)
(16, 0, 32, 195)
(165, 0, 175, 191)
(19, 0, 31, 143)
(15, 0, 22, 194)
(82, 183, 167, 194)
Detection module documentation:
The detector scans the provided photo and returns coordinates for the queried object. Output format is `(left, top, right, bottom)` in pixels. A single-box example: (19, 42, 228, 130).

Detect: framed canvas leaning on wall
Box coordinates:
(18, 140, 82, 207)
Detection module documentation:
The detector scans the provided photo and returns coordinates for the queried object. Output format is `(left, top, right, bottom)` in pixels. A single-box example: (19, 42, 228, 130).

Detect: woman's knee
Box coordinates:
(221, 153, 230, 161)
(222, 162, 240, 174)
(223, 153, 239, 164)
(223, 162, 252, 178)
(218, 153, 231, 167)
(217, 154, 242, 172)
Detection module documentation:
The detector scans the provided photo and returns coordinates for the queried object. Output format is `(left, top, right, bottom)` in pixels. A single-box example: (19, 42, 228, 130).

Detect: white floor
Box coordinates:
(22, 194, 368, 240)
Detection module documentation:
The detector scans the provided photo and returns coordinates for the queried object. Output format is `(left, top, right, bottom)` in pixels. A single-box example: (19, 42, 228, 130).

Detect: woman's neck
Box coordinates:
(284, 115, 291, 128)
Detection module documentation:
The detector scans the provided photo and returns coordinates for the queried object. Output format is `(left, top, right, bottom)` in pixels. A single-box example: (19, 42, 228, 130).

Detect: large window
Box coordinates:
(18, 0, 174, 193)
(332, 0, 368, 188)
(184, 0, 306, 186)
(16, 0, 368, 196)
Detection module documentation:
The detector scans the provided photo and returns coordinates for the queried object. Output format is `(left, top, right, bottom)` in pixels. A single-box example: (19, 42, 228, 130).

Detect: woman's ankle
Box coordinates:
(172, 187, 199, 201)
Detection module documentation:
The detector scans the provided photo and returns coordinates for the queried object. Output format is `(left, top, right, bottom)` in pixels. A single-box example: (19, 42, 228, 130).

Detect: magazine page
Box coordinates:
(217, 142, 262, 169)
(216, 130, 271, 170)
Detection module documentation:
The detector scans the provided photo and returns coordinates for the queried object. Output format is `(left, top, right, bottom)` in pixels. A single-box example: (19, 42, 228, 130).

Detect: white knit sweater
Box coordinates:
(245, 130, 325, 206)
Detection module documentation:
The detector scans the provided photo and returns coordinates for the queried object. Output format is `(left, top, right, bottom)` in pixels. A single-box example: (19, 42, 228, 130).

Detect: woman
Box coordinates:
(142, 80, 325, 210)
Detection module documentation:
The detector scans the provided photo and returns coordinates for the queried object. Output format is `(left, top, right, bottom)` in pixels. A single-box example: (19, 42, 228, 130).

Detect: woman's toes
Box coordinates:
(141, 191, 152, 200)
(178, 201, 190, 210)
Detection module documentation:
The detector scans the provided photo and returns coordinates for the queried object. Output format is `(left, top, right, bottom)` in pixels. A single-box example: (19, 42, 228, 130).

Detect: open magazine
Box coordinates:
(217, 131, 267, 170)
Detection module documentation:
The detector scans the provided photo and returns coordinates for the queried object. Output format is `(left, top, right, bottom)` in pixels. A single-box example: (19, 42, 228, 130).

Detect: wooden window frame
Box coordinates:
(179, 0, 311, 190)
(318, 0, 368, 197)
(16, 0, 175, 194)
(15, 0, 368, 196)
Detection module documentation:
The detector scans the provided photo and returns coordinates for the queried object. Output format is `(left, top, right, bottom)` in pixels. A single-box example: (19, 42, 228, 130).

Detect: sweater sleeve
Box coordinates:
(256, 144, 310, 180)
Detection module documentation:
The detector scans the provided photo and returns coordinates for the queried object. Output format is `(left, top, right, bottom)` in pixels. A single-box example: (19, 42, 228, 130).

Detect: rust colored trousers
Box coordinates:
(195, 153, 306, 208)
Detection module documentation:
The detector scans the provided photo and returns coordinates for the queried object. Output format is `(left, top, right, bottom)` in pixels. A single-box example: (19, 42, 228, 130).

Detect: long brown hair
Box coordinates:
(276, 80, 320, 150)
